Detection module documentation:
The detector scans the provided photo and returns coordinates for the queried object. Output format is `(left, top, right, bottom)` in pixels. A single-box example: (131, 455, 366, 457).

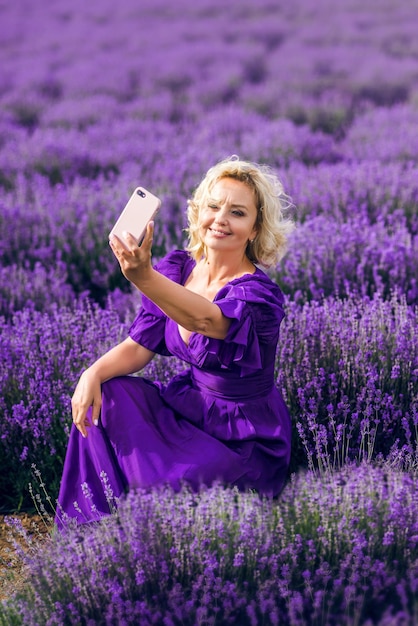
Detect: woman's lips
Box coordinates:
(209, 228, 230, 237)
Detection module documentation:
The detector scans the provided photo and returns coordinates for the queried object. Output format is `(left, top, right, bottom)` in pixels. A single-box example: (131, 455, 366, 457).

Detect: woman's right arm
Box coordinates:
(71, 337, 155, 438)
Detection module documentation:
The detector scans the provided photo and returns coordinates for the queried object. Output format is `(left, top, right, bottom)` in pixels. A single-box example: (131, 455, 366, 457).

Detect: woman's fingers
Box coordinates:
(72, 403, 99, 438)
(71, 375, 102, 438)
(91, 392, 102, 427)
(121, 221, 154, 251)
(109, 222, 153, 256)
(138, 221, 154, 261)
(72, 407, 89, 438)
(141, 221, 154, 251)
(71, 392, 89, 436)
(109, 222, 154, 282)
(71, 392, 102, 438)
(71, 394, 101, 437)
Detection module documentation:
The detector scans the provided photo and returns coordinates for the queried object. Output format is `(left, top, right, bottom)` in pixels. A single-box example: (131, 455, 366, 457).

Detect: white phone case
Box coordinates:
(109, 187, 161, 245)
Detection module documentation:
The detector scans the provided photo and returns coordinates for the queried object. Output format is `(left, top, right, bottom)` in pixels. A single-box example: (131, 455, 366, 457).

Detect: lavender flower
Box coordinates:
(1, 465, 417, 625)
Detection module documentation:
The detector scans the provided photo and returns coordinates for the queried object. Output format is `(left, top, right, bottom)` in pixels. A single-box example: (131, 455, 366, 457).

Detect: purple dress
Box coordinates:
(56, 250, 291, 528)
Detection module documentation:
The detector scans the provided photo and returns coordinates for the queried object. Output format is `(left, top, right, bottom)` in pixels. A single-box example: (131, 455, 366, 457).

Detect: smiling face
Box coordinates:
(198, 177, 258, 259)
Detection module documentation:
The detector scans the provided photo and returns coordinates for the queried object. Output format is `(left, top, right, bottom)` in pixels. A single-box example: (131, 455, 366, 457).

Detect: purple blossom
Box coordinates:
(2, 467, 417, 625)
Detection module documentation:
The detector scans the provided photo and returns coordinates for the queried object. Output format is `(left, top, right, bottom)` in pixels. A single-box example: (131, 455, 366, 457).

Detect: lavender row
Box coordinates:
(2, 464, 417, 625)
(277, 213, 417, 305)
(1, 0, 417, 139)
(2, 106, 418, 194)
(0, 166, 416, 311)
(0, 300, 129, 510)
(1, 293, 415, 510)
(276, 295, 417, 471)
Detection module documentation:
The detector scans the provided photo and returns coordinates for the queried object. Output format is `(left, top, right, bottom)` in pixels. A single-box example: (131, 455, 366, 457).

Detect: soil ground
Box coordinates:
(0, 513, 50, 603)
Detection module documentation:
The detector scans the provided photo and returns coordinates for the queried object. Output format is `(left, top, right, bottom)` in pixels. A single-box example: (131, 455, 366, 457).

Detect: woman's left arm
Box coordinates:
(109, 223, 230, 339)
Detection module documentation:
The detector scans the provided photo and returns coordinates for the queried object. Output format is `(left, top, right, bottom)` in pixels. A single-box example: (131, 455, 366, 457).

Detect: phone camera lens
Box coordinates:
(137, 189, 146, 198)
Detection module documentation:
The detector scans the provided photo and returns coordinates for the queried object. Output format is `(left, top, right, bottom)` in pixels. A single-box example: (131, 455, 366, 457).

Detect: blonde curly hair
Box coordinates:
(186, 156, 295, 267)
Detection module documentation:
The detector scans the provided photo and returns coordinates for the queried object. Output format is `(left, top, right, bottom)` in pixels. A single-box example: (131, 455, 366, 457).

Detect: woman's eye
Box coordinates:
(208, 204, 218, 209)
(232, 210, 244, 217)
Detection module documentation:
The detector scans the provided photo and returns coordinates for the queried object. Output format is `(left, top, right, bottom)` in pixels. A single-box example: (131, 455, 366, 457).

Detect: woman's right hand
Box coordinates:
(71, 369, 102, 438)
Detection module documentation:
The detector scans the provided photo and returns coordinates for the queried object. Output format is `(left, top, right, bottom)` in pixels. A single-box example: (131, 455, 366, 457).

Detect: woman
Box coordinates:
(56, 157, 294, 528)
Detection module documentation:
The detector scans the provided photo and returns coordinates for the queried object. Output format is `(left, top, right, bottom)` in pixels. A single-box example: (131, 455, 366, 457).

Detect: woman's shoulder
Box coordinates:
(154, 249, 195, 282)
(224, 267, 284, 305)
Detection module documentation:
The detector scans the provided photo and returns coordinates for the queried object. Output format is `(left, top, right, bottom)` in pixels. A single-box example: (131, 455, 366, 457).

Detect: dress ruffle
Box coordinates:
(129, 250, 285, 375)
(129, 308, 170, 355)
(188, 280, 284, 376)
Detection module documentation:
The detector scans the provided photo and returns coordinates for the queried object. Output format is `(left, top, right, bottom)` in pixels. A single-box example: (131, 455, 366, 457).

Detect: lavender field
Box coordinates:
(0, 0, 417, 623)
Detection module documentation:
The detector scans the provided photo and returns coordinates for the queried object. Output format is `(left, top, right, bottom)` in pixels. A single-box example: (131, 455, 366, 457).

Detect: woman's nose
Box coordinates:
(214, 207, 228, 223)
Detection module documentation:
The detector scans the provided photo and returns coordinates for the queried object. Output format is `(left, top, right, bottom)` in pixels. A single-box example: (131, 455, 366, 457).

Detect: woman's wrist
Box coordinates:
(84, 363, 105, 385)
(129, 265, 155, 290)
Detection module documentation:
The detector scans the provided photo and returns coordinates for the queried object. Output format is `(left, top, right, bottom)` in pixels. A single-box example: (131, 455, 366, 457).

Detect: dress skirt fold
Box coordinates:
(56, 376, 257, 528)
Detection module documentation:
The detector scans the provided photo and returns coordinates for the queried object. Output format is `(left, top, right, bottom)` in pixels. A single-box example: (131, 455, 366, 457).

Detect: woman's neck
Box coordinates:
(199, 252, 255, 285)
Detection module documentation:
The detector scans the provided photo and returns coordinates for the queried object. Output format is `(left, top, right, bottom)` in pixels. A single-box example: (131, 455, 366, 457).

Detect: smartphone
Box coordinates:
(109, 187, 161, 246)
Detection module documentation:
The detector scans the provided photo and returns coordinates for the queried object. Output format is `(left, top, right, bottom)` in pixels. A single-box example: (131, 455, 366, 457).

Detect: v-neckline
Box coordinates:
(176, 257, 259, 347)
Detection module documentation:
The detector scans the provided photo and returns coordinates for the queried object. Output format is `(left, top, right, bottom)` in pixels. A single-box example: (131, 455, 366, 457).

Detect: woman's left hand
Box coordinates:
(109, 221, 154, 284)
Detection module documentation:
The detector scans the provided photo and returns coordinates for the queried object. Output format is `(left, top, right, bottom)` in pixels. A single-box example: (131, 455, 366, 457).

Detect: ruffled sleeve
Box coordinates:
(188, 271, 285, 376)
(128, 250, 194, 355)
